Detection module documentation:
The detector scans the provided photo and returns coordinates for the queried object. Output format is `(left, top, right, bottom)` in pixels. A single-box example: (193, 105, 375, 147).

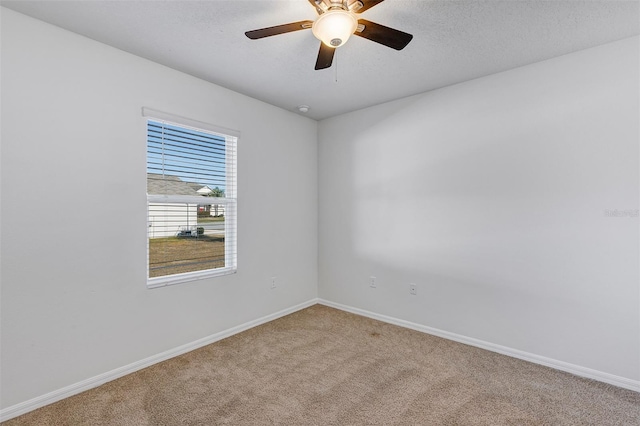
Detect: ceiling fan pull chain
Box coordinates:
(335, 51, 339, 82)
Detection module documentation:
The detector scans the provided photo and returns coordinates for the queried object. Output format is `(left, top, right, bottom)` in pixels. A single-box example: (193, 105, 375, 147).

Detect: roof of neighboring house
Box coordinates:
(147, 173, 202, 196)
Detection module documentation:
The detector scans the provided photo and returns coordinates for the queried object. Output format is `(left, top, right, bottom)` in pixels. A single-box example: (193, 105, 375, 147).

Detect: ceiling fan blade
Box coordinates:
(245, 20, 313, 39)
(315, 43, 335, 70)
(354, 19, 413, 50)
(357, 0, 386, 13)
(307, 0, 323, 14)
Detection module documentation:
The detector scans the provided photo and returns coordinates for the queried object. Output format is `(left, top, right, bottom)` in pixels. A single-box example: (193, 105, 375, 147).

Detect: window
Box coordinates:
(144, 108, 237, 288)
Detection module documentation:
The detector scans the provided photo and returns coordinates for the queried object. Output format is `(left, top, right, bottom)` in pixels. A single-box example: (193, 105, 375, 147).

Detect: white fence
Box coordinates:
(148, 203, 198, 238)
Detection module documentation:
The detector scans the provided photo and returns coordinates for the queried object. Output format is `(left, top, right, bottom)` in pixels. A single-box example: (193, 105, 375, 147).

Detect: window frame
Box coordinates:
(143, 107, 239, 288)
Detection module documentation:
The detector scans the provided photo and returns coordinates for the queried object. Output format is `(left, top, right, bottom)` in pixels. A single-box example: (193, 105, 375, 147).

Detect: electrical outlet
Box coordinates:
(271, 276, 277, 289)
(370, 276, 377, 288)
(409, 283, 417, 295)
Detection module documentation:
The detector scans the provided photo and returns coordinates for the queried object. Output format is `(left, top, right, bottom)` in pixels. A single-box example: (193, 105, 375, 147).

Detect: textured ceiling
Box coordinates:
(2, 0, 639, 120)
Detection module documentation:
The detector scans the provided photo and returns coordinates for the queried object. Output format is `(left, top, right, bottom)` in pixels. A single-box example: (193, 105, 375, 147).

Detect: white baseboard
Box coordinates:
(0, 298, 319, 422)
(318, 299, 640, 393)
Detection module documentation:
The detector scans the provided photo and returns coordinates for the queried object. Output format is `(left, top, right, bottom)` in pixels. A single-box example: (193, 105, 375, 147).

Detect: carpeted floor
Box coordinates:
(3, 304, 639, 425)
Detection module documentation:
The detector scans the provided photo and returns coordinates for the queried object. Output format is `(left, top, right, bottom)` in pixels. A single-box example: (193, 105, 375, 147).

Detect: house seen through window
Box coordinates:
(146, 113, 237, 287)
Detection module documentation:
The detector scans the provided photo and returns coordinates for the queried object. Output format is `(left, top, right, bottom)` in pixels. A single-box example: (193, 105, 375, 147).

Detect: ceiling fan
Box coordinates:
(245, 0, 413, 70)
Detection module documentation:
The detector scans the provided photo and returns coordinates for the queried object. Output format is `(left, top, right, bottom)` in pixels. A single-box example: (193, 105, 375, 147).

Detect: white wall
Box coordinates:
(0, 8, 317, 408)
(318, 36, 639, 381)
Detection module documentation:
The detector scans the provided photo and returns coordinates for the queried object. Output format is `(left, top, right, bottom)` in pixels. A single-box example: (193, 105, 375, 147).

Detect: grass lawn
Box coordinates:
(149, 235, 225, 278)
(198, 216, 225, 223)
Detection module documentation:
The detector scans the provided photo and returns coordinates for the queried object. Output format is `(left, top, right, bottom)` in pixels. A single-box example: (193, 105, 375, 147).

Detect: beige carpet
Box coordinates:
(3, 304, 639, 425)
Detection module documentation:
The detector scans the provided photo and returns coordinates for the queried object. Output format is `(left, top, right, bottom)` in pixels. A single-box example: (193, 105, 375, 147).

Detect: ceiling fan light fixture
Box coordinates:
(312, 10, 358, 48)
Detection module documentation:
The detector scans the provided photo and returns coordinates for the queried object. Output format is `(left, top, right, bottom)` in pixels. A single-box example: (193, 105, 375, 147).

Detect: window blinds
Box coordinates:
(144, 109, 237, 287)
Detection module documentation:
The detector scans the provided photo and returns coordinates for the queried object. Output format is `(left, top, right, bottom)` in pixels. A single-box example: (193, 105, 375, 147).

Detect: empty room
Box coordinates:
(1, 0, 638, 424)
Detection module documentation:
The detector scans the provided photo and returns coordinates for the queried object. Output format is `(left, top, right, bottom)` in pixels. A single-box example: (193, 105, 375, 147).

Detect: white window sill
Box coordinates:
(147, 267, 237, 289)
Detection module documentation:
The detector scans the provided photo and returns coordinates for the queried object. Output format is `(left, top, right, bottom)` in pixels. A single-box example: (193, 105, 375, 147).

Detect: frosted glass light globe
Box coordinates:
(312, 10, 358, 48)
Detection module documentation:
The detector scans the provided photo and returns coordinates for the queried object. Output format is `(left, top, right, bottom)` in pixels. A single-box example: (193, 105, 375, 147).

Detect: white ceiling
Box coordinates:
(2, 0, 639, 120)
